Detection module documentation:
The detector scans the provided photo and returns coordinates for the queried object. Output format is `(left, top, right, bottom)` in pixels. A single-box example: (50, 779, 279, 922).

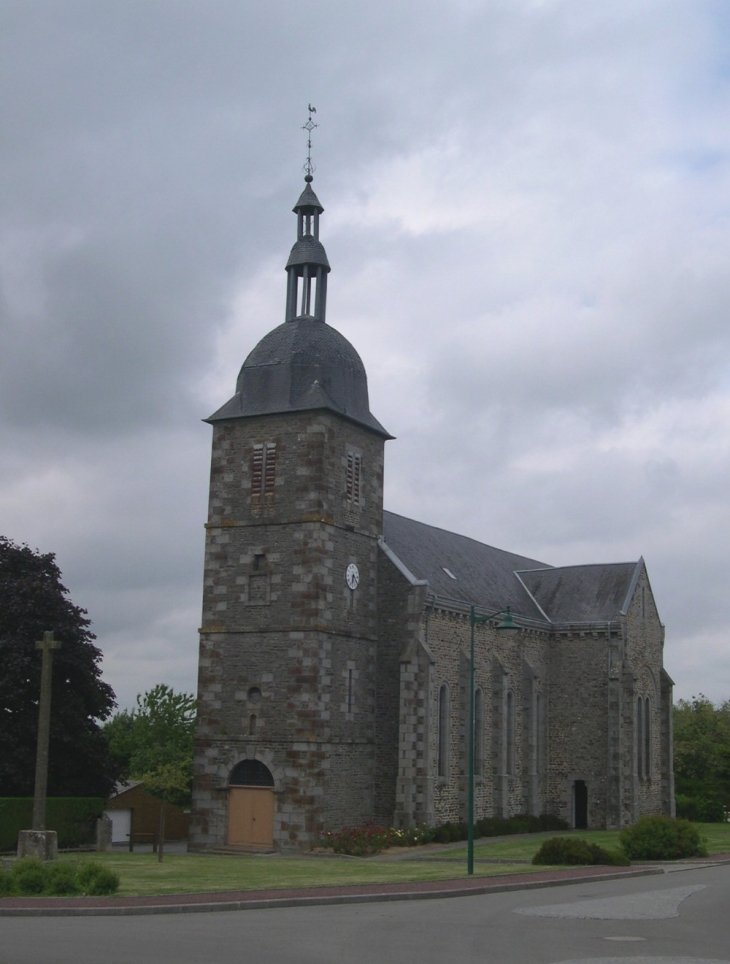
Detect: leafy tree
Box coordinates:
(673, 695, 730, 822)
(104, 684, 196, 806)
(0, 536, 118, 797)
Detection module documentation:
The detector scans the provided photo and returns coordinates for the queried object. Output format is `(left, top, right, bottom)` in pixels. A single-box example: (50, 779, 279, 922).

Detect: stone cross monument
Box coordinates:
(17, 630, 61, 859)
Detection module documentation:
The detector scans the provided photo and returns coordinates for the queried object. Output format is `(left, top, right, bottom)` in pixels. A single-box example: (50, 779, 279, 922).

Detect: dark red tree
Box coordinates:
(0, 536, 118, 797)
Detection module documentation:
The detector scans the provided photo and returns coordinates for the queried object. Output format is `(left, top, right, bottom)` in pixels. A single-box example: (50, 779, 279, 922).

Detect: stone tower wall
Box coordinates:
(191, 409, 386, 849)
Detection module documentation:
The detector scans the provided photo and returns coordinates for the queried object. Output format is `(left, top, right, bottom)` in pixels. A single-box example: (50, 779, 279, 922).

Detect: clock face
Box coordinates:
(346, 563, 359, 590)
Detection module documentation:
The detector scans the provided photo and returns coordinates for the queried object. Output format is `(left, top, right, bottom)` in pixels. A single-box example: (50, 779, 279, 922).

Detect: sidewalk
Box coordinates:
(2, 851, 728, 918)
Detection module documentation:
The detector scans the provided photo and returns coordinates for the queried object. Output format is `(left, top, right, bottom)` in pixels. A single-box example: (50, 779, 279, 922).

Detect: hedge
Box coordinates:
(0, 798, 105, 851)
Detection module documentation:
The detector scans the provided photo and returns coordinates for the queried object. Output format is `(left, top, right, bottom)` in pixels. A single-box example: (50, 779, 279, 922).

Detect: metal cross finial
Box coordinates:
(302, 105, 318, 180)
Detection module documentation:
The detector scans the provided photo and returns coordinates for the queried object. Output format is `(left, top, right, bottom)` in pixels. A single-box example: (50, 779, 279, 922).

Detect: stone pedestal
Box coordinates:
(96, 814, 113, 852)
(17, 830, 58, 861)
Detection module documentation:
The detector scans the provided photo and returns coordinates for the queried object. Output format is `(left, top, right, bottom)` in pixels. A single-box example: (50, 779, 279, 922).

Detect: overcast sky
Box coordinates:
(2, 0, 729, 711)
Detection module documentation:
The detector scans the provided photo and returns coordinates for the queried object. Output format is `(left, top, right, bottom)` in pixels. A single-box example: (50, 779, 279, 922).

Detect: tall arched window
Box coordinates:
(535, 692, 542, 774)
(644, 696, 651, 779)
(438, 684, 449, 778)
(506, 691, 515, 776)
(637, 696, 644, 778)
(474, 688, 484, 777)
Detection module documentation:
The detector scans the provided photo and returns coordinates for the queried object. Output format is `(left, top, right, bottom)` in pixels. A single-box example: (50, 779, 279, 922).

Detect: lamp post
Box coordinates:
(468, 605, 520, 875)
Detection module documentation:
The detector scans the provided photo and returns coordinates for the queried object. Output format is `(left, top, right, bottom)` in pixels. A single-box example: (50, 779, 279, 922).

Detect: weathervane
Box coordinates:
(302, 104, 317, 180)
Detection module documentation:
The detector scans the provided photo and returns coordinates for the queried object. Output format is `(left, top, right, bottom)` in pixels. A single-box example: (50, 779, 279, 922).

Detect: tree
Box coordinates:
(0, 536, 118, 798)
(104, 684, 196, 806)
(673, 695, 730, 822)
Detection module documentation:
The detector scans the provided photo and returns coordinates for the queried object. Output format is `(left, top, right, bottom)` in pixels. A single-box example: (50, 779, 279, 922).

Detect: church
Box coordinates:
(190, 167, 674, 852)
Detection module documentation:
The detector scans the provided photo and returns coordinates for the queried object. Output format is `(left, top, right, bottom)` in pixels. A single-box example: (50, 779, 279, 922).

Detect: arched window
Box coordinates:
(506, 691, 515, 776)
(535, 692, 542, 775)
(474, 688, 484, 777)
(438, 684, 449, 778)
(644, 696, 651, 778)
(637, 696, 644, 778)
(229, 759, 274, 787)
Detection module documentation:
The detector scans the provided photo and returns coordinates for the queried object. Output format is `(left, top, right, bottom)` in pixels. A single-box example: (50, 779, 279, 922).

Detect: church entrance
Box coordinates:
(227, 760, 275, 849)
(573, 780, 588, 829)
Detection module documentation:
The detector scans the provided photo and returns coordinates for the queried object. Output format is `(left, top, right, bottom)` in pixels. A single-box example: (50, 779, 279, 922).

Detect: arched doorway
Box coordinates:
(573, 780, 588, 829)
(227, 760, 275, 848)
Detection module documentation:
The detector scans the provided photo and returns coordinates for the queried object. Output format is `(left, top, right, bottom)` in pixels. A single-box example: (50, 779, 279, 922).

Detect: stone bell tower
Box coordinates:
(190, 167, 392, 851)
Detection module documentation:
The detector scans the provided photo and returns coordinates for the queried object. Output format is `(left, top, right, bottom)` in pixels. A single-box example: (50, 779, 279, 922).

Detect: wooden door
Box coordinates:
(227, 787, 274, 848)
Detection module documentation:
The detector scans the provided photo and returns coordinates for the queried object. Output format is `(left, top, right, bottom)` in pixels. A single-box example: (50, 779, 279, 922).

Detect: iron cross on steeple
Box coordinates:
(302, 105, 318, 180)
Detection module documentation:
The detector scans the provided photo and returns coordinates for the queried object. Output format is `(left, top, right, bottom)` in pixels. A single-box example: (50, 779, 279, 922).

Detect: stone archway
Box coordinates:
(227, 760, 275, 849)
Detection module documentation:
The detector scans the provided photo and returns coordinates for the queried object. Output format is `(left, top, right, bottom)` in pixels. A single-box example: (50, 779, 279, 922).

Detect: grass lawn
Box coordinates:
(42, 822, 730, 898)
(438, 823, 730, 862)
(56, 852, 533, 897)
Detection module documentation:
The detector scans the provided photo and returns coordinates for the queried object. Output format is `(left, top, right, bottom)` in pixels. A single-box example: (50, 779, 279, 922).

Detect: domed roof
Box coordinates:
(207, 316, 391, 436)
(206, 174, 390, 437)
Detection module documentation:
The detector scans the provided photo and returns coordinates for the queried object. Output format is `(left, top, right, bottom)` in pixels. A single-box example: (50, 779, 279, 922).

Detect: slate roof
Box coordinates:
(207, 316, 391, 437)
(516, 562, 641, 624)
(286, 236, 331, 270)
(381, 511, 641, 626)
(293, 182, 324, 213)
(381, 511, 550, 620)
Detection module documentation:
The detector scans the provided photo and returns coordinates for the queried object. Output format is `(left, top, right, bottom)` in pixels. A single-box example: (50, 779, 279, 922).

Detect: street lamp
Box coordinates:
(468, 605, 520, 875)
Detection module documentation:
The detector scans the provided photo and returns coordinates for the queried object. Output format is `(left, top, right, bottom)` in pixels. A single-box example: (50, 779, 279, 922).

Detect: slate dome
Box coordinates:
(206, 176, 390, 437)
(207, 316, 390, 436)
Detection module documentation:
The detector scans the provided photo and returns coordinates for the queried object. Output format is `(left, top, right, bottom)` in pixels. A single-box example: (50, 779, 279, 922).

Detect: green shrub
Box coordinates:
(2, 858, 120, 897)
(44, 861, 82, 896)
(0, 798, 104, 851)
(620, 816, 708, 860)
(675, 795, 726, 823)
(532, 837, 629, 866)
(431, 821, 467, 843)
(538, 813, 571, 832)
(11, 857, 46, 894)
(75, 861, 120, 896)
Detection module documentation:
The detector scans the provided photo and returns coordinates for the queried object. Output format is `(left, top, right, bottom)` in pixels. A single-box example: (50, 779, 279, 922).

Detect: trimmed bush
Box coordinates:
(320, 813, 572, 856)
(11, 857, 46, 894)
(44, 861, 82, 896)
(538, 813, 571, 832)
(2, 858, 120, 897)
(75, 861, 120, 896)
(0, 867, 13, 896)
(0, 798, 105, 851)
(532, 837, 629, 866)
(675, 795, 726, 823)
(620, 816, 708, 860)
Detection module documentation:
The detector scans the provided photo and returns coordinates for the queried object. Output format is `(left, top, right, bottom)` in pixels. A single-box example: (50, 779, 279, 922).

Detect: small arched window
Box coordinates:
(438, 684, 449, 778)
(506, 690, 515, 776)
(474, 688, 484, 777)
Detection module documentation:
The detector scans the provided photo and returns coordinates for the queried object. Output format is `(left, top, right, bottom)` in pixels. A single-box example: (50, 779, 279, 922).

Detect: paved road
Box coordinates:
(2, 863, 730, 964)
